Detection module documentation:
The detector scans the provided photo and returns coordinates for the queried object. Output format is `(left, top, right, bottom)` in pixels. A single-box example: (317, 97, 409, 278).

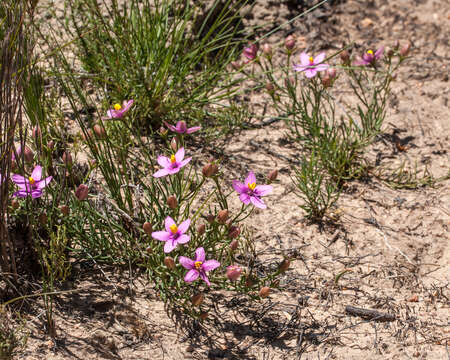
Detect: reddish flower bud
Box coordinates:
(159, 126, 168, 137)
(143, 222, 153, 235)
(23, 146, 34, 163)
(231, 61, 242, 70)
(11, 199, 20, 210)
(170, 137, 178, 152)
(245, 276, 255, 287)
(279, 259, 290, 273)
(226, 265, 242, 281)
(387, 47, 394, 57)
(267, 169, 278, 182)
(197, 223, 206, 235)
(167, 195, 177, 209)
(327, 68, 337, 79)
(33, 126, 41, 141)
(202, 163, 219, 177)
(340, 50, 350, 64)
(393, 40, 400, 50)
(164, 256, 175, 270)
(93, 124, 106, 139)
(265, 82, 275, 93)
(229, 239, 239, 251)
(243, 44, 258, 60)
(400, 42, 411, 56)
(217, 209, 229, 224)
(62, 151, 72, 166)
(75, 184, 89, 201)
(259, 286, 271, 298)
(191, 293, 204, 306)
(285, 35, 296, 50)
(82, 129, 94, 142)
(262, 43, 272, 56)
(47, 140, 55, 150)
(39, 213, 48, 225)
(199, 312, 208, 320)
(228, 226, 240, 239)
(60, 205, 70, 216)
(206, 214, 215, 224)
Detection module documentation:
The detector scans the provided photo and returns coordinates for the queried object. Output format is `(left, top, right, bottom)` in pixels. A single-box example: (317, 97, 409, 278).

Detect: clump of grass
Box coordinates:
(0, 309, 28, 360)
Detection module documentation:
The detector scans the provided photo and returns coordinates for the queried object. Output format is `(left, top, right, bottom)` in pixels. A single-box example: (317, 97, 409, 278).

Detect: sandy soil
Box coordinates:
(11, 0, 450, 359)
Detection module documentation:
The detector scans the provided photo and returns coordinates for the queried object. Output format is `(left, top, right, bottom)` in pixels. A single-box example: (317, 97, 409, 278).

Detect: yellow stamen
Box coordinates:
(367, 49, 374, 55)
(309, 56, 314, 64)
(28, 177, 35, 185)
(170, 154, 176, 163)
(248, 182, 256, 190)
(169, 224, 178, 234)
(113, 103, 122, 110)
(194, 261, 202, 269)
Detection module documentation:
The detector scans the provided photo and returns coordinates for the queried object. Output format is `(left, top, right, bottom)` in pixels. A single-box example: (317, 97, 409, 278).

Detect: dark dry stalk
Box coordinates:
(0, 1, 32, 278)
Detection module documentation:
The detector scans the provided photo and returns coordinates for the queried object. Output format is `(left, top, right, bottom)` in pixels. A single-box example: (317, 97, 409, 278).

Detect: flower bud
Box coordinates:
(284, 76, 295, 88)
(47, 140, 55, 150)
(33, 126, 41, 141)
(259, 286, 270, 298)
(11, 199, 19, 210)
(243, 44, 258, 60)
(62, 151, 72, 166)
(400, 42, 411, 57)
(143, 222, 152, 235)
(262, 43, 272, 56)
(229, 239, 239, 251)
(159, 126, 168, 137)
(267, 169, 278, 182)
(206, 214, 215, 224)
(145, 246, 152, 253)
(387, 47, 394, 57)
(93, 124, 106, 139)
(38, 213, 48, 225)
(393, 40, 400, 50)
(164, 256, 175, 270)
(60, 205, 70, 216)
(167, 195, 177, 209)
(191, 293, 204, 306)
(75, 184, 89, 201)
(197, 223, 206, 235)
(327, 68, 337, 79)
(217, 209, 229, 224)
(82, 129, 93, 142)
(245, 276, 255, 287)
(340, 50, 350, 64)
(265, 82, 275, 93)
(278, 259, 290, 273)
(231, 61, 241, 70)
(226, 265, 242, 281)
(285, 35, 296, 50)
(199, 312, 208, 320)
(170, 137, 178, 152)
(228, 226, 240, 239)
(23, 146, 34, 163)
(202, 163, 218, 177)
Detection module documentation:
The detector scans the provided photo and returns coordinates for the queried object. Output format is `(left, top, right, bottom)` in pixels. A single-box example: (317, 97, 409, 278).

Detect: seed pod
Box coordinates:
(62, 151, 72, 166)
(60, 205, 70, 216)
(75, 184, 89, 201)
(279, 259, 290, 273)
(164, 256, 175, 270)
(93, 124, 106, 138)
(285, 35, 296, 50)
(202, 163, 219, 178)
(167, 195, 177, 209)
(191, 293, 204, 306)
(229, 239, 239, 251)
(267, 169, 278, 182)
(197, 223, 206, 235)
(217, 209, 229, 224)
(259, 286, 270, 298)
(143, 222, 152, 235)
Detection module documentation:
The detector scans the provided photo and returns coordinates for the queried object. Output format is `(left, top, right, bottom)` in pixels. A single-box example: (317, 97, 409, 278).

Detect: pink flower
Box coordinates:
(106, 100, 134, 119)
(163, 121, 201, 134)
(243, 44, 258, 60)
(151, 216, 190, 253)
(226, 265, 242, 281)
(232, 171, 272, 209)
(293, 52, 329, 78)
(354, 47, 384, 66)
(11, 165, 52, 199)
(153, 147, 191, 177)
(179, 247, 220, 286)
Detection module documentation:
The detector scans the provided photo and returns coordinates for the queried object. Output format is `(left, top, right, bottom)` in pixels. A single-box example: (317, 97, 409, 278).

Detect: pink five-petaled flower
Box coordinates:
(163, 120, 201, 135)
(106, 100, 134, 119)
(232, 171, 273, 209)
(243, 44, 258, 60)
(11, 165, 52, 199)
(151, 216, 191, 253)
(179, 247, 220, 286)
(293, 52, 329, 78)
(153, 147, 191, 178)
(354, 47, 384, 66)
